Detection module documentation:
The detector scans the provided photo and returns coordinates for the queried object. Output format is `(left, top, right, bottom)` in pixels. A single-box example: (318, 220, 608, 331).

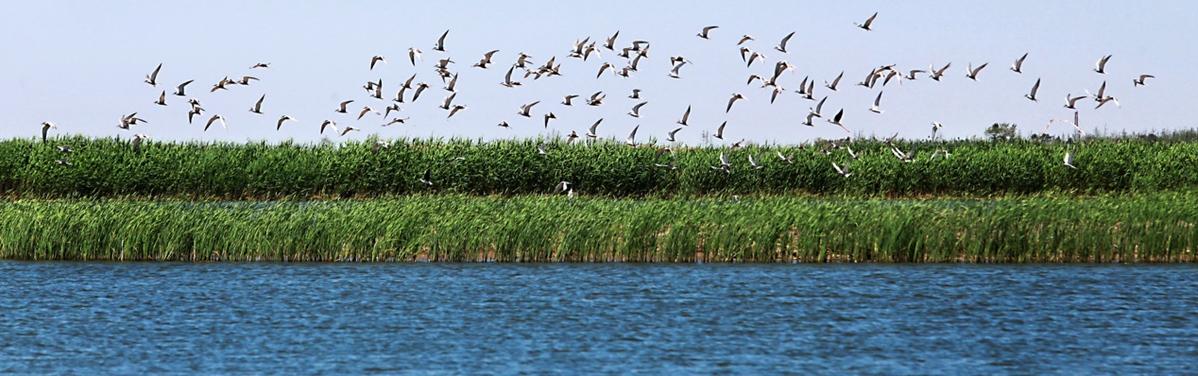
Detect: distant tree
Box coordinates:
(985, 123, 1019, 142)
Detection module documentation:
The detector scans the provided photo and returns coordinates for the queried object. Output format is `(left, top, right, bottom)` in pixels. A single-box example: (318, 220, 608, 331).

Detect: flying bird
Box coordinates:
(370, 56, 386, 70)
(1011, 53, 1028, 73)
(628, 101, 648, 118)
(357, 106, 374, 120)
(250, 95, 265, 114)
(204, 115, 226, 132)
(832, 162, 852, 177)
(473, 50, 500, 69)
(625, 125, 640, 146)
(1133, 74, 1155, 87)
(930, 63, 951, 81)
(1025, 79, 1041, 101)
(408, 48, 423, 66)
(1064, 94, 1087, 109)
(276, 115, 293, 131)
(855, 12, 878, 31)
(433, 30, 450, 52)
(40, 122, 57, 142)
(154, 91, 167, 106)
(336, 100, 354, 114)
(320, 120, 338, 135)
(714, 121, 728, 140)
(145, 63, 162, 86)
(677, 106, 692, 126)
(518, 101, 540, 117)
(966, 63, 989, 80)
(666, 127, 683, 142)
(173, 80, 193, 96)
(826, 72, 844, 91)
(698, 26, 719, 39)
(543, 112, 556, 128)
(1064, 150, 1078, 169)
(726, 93, 744, 113)
(250, 63, 270, 69)
(586, 118, 602, 139)
(869, 91, 885, 114)
(1094, 55, 1112, 74)
(774, 32, 796, 53)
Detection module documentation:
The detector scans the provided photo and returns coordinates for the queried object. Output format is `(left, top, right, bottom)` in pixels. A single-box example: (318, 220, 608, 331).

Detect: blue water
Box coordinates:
(1, 263, 1196, 374)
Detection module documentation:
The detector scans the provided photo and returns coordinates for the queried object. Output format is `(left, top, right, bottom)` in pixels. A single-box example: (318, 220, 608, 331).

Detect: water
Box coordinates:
(1, 263, 1195, 374)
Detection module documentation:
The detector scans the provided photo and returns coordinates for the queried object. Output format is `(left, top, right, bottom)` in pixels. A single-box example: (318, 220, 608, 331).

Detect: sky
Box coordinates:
(1, 1, 1194, 145)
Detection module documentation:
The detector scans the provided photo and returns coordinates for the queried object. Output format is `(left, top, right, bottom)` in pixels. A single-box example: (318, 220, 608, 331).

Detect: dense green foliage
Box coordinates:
(2, 194, 1194, 263)
(4, 136, 1198, 198)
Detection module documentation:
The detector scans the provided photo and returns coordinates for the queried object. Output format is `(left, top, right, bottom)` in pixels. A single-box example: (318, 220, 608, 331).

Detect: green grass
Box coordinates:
(2, 194, 1194, 263)
(5, 136, 1198, 198)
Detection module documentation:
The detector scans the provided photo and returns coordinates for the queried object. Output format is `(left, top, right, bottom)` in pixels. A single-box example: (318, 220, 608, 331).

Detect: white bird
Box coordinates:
(625, 125, 640, 146)
(562, 95, 579, 106)
(370, 55, 386, 70)
(587, 119, 602, 139)
(666, 127, 683, 142)
(276, 115, 293, 131)
(419, 169, 434, 186)
(748, 154, 764, 170)
(204, 115, 226, 132)
(828, 109, 849, 133)
(855, 12, 879, 31)
(501, 65, 522, 88)
(774, 32, 796, 53)
(439, 92, 457, 110)
(1064, 94, 1087, 109)
(250, 95, 265, 114)
(726, 93, 744, 113)
(802, 112, 817, 127)
(697, 26, 719, 39)
(1064, 150, 1078, 169)
(40, 122, 57, 142)
(826, 72, 844, 91)
(145, 63, 162, 86)
(966, 62, 989, 81)
(336, 100, 354, 114)
(668, 61, 687, 79)
(473, 50, 500, 69)
(555, 181, 572, 195)
(433, 30, 450, 52)
(154, 91, 167, 106)
(1094, 54, 1112, 74)
(447, 105, 467, 119)
(776, 151, 794, 164)
(869, 91, 885, 114)
(339, 126, 361, 137)
(711, 152, 733, 173)
(930, 63, 951, 81)
(737, 34, 754, 45)
(1026, 79, 1041, 101)
(408, 48, 423, 66)
(677, 106, 692, 126)
(173, 80, 193, 96)
(587, 91, 606, 106)
(518, 101, 540, 117)
(714, 121, 728, 140)
(320, 120, 338, 135)
(1011, 53, 1028, 73)
(358, 106, 375, 120)
(1133, 74, 1155, 87)
(628, 101, 648, 118)
(832, 162, 852, 177)
(811, 96, 828, 117)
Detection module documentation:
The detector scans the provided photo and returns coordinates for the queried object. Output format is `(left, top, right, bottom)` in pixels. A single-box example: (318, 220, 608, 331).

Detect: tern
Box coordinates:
(276, 115, 293, 131)
(677, 106, 692, 126)
(154, 91, 167, 106)
(40, 122, 57, 142)
(1133, 74, 1155, 87)
(726, 93, 744, 113)
(145, 63, 162, 86)
(1025, 79, 1041, 101)
(518, 101, 540, 117)
(869, 91, 884, 114)
(474, 50, 500, 69)
(855, 12, 879, 31)
(543, 112, 556, 128)
(320, 120, 338, 135)
(370, 56, 386, 70)
(714, 121, 727, 140)
(698, 26, 719, 39)
(173, 80, 193, 96)
(628, 101, 648, 118)
(250, 63, 270, 69)
(408, 48, 422, 66)
(501, 65, 522, 87)
(250, 95, 265, 114)
(433, 30, 449, 52)
(1064, 150, 1078, 169)
(666, 127, 683, 142)
(930, 63, 951, 81)
(1011, 53, 1028, 73)
(625, 125, 640, 146)
(1094, 55, 1112, 74)
(204, 115, 226, 132)
(966, 63, 989, 81)
(586, 119, 602, 139)
(774, 32, 796, 53)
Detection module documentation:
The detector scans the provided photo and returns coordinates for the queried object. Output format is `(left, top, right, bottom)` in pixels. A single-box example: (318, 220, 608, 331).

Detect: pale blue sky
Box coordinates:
(1, 1, 1193, 144)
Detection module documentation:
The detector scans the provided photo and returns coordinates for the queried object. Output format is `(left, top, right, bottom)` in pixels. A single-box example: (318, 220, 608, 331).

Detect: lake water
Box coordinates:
(1, 262, 1195, 374)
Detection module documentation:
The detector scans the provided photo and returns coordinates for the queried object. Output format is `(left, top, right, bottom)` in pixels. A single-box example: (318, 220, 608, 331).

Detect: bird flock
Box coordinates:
(37, 12, 1157, 193)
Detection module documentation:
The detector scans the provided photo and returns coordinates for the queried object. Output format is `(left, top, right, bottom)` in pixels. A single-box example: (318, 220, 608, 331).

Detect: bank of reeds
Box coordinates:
(4, 136, 1198, 198)
(1, 194, 1193, 263)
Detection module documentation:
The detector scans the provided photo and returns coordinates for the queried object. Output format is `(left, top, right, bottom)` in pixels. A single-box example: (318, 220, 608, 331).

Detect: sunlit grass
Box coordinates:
(1, 194, 1194, 263)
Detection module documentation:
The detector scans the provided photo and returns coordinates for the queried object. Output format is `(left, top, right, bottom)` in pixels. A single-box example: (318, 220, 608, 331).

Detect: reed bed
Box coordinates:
(5, 136, 1198, 198)
(1, 194, 1194, 263)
